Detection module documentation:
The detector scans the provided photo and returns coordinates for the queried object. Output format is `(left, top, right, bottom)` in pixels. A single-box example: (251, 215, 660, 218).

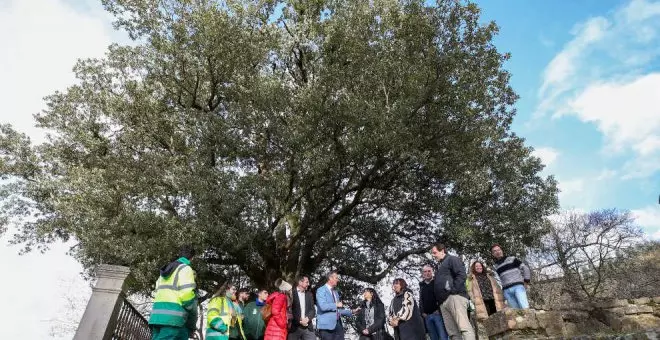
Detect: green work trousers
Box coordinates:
(151, 325, 189, 340)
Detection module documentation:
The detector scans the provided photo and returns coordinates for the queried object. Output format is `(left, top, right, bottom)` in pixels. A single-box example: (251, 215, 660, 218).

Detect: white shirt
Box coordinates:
(325, 284, 335, 299)
(297, 289, 306, 318)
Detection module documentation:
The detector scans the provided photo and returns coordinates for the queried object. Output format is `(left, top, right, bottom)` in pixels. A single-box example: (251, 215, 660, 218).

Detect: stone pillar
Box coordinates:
(73, 265, 131, 340)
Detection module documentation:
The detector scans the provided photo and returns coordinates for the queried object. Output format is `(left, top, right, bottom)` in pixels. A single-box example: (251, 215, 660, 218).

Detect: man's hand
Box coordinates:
(422, 313, 428, 318)
(300, 317, 309, 327)
(524, 282, 530, 290)
(352, 307, 361, 314)
(336, 301, 343, 308)
(362, 329, 370, 335)
(433, 310, 440, 315)
(188, 330, 198, 339)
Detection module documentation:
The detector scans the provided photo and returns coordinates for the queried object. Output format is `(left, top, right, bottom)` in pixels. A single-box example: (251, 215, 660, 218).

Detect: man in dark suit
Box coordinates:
(288, 275, 316, 340)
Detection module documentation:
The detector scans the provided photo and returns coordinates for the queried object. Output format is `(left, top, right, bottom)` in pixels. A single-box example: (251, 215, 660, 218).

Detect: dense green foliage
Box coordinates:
(0, 0, 558, 294)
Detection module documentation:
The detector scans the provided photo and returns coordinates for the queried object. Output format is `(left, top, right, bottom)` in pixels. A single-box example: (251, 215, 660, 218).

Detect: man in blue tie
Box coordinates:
(315, 271, 353, 340)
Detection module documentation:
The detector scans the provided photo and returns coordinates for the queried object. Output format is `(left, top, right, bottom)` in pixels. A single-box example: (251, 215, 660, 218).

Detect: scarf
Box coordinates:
(365, 301, 375, 328)
(476, 274, 494, 300)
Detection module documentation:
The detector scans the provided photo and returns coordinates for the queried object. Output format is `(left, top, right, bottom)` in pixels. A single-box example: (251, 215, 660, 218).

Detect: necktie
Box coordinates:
(331, 288, 339, 320)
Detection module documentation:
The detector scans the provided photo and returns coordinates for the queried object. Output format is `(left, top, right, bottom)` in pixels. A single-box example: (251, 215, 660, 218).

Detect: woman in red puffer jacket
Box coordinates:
(264, 279, 292, 340)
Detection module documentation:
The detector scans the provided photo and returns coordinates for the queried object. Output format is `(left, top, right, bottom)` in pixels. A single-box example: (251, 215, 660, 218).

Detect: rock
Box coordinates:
(484, 310, 509, 336)
(633, 297, 651, 305)
(563, 322, 579, 336)
(620, 314, 660, 332)
(653, 296, 660, 303)
(594, 299, 629, 309)
(627, 305, 641, 315)
(611, 307, 628, 316)
(638, 305, 654, 314)
(562, 310, 590, 322)
(626, 305, 655, 315)
(475, 320, 489, 340)
(536, 311, 565, 336)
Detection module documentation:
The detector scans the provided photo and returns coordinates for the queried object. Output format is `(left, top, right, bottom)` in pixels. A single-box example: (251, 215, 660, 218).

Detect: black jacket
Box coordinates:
(419, 280, 438, 315)
(289, 289, 315, 331)
(355, 300, 386, 335)
(433, 254, 468, 305)
(389, 289, 425, 340)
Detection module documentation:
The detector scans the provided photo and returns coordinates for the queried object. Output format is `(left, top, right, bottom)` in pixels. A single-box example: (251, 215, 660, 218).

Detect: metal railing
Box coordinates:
(111, 297, 151, 340)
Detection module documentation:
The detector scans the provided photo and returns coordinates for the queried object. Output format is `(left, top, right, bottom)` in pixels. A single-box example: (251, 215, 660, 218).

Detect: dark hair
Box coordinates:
(238, 287, 250, 294)
(296, 275, 309, 285)
(326, 271, 338, 282)
(491, 244, 502, 251)
(213, 281, 235, 298)
(363, 287, 382, 305)
(393, 278, 408, 291)
(179, 246, 196, 259)
(471, 261, 486, 275)
(433, 242, 446, 252)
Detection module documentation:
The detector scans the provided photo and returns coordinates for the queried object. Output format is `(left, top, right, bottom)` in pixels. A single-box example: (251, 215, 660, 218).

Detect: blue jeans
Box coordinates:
(425, 312, 449, 340)
(503, 284, 529, 309)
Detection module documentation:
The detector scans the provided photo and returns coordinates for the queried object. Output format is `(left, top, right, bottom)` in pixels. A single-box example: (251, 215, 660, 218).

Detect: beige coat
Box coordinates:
(466, 272, 505, 320)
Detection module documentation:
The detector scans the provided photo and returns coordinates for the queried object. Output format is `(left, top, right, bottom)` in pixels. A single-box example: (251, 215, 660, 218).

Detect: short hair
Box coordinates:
(238, 287, 250, 294)
(491, 244, 502, 251)
(432, 242, 446, 252)
(393, 278, 408, 291)
(296, 275, 309, 284)
(179, 245, 196, 259)
(326, 270, 338, 281)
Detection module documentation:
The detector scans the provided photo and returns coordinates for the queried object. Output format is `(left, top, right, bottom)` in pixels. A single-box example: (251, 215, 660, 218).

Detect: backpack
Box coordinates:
(261, 302, 272, 322)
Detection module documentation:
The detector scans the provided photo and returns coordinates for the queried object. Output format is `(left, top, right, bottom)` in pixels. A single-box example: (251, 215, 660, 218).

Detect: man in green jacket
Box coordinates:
(242, 289, 269, 340)
(148, 246, 198, 340)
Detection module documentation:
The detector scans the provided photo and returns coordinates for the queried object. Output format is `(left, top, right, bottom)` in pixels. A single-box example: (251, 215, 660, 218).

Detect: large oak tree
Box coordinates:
(0, 0, 558, 295)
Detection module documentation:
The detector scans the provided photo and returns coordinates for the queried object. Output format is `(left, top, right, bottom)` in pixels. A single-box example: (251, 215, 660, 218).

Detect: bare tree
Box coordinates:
(44, 278, 92, 339)
(531, 209, 642, 301)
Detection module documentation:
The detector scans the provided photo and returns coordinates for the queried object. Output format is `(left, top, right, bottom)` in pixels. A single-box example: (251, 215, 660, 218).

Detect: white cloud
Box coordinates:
(532, 147, 560, 167)
(537, 17, 610, 112)
(0, 0, 118, 339)
(596, 168, 617, 180)
(538, 0, 660, 179)
(631, 206, 660, 239)
(0, 0, 114, 143)
(558, 178, 585, 199)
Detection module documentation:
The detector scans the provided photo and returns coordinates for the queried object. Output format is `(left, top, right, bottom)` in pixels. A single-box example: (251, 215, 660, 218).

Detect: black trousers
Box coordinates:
(484, 299, 497, 315)
(319, 322, 344, 340)
(288, 327, 316, 340)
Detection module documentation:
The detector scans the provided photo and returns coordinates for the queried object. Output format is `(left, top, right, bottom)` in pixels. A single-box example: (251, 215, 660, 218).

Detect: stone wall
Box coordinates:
(534, 297, 660, 336)
(482, 297, 660, 339)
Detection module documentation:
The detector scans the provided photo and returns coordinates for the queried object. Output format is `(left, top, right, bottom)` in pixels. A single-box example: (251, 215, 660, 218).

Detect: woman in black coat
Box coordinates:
(356, 288, 387, 340)
(387, 278, 425, 340)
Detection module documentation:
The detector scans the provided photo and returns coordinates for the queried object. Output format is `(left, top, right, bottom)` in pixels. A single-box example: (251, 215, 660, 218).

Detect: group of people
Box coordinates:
(147, 242, 532, 340)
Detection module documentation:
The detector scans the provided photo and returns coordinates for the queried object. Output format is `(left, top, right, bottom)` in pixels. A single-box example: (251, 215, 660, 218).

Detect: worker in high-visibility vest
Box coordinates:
(148, 246, 199, 340)
(206, 282, 247, 340)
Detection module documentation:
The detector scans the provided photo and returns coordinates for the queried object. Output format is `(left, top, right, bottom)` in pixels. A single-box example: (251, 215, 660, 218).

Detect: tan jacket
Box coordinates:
(466, 271, 505, 320)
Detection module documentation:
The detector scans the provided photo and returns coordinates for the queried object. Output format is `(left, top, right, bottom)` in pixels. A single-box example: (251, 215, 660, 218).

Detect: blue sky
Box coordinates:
(473, 0, 660, 238)
(1, 0, 660, 339)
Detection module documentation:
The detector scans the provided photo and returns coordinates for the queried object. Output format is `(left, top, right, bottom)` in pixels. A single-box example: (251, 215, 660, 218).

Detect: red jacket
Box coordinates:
(264, 292, 288, 340)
